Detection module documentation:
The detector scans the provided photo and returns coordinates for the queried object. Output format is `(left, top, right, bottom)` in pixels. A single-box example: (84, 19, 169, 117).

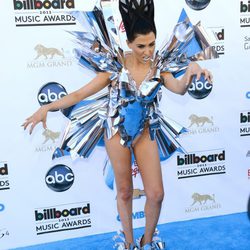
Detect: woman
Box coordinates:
(23, 0, 213, 249)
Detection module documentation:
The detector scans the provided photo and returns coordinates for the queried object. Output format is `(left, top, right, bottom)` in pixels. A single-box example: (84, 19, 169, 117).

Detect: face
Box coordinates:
(127, 32, 156, 64)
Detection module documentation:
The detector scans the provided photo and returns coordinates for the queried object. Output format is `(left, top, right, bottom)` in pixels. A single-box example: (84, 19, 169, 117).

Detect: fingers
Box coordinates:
(29, 121, 37, 135)
(23, 117, 33, 130)
(22, 108, 48, 134)
(188, 62, 213, 84)
(208, 71, 213, 83)
(22, 117, 38, 134)
(196, 71, 202, 81)
(188, 62, 202, 80)
(21, 117, 30, 128)
(203, 69, 213, 83)
(22, 119, 31, 130)
(42, 120, 47, 130)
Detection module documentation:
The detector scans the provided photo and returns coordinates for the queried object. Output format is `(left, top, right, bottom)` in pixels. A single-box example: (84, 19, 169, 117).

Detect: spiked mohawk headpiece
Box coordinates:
(119, 0, 156, 42)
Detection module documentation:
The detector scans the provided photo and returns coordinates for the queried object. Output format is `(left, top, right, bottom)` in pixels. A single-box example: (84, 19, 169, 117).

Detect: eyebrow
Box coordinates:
(136, 41, 155, 46)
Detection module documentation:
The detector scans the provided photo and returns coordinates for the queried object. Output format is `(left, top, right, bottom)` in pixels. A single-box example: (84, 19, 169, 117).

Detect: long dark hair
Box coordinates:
(119, 0, 157, 42)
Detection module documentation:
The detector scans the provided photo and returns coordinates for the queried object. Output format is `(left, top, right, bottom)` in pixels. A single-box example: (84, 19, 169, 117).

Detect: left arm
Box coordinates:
(161, 62, 213, 95)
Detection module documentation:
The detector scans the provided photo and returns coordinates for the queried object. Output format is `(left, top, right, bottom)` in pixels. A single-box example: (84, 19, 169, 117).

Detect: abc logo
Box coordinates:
(37, 82, 67, 108)
(185, 0, 211, 10)
(45, 164, 74, 192)
(188, 74, 213, 99)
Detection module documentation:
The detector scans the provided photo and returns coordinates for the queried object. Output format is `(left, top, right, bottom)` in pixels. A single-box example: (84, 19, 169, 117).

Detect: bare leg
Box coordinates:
(105, 133, 134, 246)
(133, 129, 164, 246)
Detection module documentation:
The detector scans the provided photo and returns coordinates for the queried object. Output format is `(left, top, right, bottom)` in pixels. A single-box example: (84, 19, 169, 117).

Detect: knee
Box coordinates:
(146, 189, 164, 204)
(117, 186, 133, 202)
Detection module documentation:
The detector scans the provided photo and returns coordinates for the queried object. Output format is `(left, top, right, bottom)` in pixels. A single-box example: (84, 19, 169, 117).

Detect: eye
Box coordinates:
(149, 42, 155, 47)
(137, 45, 145, 49)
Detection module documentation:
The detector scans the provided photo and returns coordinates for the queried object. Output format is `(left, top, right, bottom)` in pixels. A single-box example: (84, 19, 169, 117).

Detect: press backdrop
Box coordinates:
(0, 0, 250, 249)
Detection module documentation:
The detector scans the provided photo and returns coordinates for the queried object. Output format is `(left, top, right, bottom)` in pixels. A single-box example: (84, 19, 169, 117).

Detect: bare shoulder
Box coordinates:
(124, 52, 133, 70)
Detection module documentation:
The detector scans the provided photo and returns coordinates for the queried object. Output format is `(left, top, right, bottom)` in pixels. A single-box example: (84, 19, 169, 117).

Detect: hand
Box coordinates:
(22, 106, 48, 134)
(185, 62, 213, 85)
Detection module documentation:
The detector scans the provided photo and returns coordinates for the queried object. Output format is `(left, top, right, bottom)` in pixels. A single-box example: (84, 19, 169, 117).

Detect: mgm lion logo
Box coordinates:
(191, 193, 215, 205)
(42, 129, 60, 144)
(34, 44, 64, 59)
(188, 114, 214, 127)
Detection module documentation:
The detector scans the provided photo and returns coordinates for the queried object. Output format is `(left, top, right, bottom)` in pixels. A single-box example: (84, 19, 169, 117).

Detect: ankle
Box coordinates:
(140, 234, 152, 247)
(124, 236, 134, 247)
(125, 242, 133, 248)
(113, 230, 136, 250)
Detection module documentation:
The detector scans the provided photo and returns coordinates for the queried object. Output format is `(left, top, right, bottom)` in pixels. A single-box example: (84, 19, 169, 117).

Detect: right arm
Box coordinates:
(22, 72, 111, 134)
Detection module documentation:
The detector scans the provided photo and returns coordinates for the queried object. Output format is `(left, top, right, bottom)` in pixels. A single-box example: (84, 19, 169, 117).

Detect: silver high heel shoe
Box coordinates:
(113, 230, 140, 250)
(137, 229, 166, 250)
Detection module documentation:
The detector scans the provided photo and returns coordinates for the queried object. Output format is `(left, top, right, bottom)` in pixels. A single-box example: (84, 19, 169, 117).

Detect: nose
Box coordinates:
(144, 47, 150, 56)
(143, 46, 153, 57)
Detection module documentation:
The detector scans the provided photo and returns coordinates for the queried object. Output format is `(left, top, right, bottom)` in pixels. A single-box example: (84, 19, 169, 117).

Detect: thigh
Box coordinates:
(133, 129, 163, 192)
(105, 133, 132, 188)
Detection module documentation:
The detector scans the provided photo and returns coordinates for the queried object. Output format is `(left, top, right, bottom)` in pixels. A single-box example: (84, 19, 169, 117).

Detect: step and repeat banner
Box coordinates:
(0, 0, 250, 249)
